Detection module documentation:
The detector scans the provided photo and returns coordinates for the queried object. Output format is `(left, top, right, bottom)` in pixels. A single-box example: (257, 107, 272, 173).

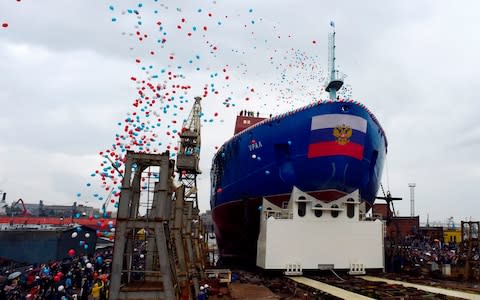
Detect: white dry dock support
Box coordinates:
(256, 187, 384, 274)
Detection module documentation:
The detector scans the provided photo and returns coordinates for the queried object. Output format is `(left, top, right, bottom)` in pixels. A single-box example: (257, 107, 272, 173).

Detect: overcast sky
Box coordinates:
(1, 1, 479, 225)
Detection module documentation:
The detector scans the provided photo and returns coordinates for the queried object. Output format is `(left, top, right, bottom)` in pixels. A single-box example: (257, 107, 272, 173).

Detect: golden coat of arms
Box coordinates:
(333, 124, 352, 145)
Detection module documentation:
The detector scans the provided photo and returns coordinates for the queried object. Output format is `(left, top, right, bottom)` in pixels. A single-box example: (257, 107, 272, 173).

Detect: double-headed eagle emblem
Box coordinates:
(333, 124, 352, 145)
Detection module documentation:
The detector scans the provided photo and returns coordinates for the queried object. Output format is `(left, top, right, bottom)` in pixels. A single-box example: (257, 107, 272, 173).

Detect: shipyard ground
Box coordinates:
(204, 269, 480, 299)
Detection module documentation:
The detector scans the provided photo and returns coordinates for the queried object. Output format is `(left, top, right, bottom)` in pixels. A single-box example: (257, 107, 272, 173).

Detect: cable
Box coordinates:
(385, 156, 390, 192)
(330, 269, 345, 281)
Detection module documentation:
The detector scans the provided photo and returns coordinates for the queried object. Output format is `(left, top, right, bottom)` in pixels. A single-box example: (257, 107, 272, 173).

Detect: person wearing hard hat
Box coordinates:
(197, 286, 206, 300)
(203, 284, 209, 299)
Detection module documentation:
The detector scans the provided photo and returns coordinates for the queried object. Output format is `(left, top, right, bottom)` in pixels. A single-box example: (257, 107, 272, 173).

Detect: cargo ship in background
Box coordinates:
(210, 28, 388, 263)
(0, 194, 115, 264)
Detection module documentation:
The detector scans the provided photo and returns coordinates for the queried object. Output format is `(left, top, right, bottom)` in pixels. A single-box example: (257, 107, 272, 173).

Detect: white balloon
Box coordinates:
(86, 263, 92, 269)
(71, 232, 78, 238)
(58, 285, 64, 292)
(85, 233, 90, 238)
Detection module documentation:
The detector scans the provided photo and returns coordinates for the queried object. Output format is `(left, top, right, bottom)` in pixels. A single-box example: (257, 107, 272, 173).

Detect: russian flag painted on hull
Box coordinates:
(308, 114, 367, 160)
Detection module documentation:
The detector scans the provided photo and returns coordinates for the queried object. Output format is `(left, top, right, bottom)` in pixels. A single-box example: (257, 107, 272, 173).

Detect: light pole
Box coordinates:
(408, 183, 416, 217)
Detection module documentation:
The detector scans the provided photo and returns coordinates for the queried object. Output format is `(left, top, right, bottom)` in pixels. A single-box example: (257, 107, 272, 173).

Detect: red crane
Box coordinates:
(11, 198, 31, 216)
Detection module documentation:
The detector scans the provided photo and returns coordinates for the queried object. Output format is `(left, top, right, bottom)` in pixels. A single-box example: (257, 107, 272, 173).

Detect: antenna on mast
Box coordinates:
(326, 21, 344, 99)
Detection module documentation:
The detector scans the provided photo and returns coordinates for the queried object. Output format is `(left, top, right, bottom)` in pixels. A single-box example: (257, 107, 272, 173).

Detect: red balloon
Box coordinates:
(68, 249, 75, 257)
(54, 275, 60, 282)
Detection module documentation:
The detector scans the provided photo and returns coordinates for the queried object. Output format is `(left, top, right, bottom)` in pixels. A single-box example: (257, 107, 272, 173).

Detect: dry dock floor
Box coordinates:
(288, 276, 374, 299)
(207, 282, 281, 300)
(361, 275, 480, 300)
(230, 282, 280, 299)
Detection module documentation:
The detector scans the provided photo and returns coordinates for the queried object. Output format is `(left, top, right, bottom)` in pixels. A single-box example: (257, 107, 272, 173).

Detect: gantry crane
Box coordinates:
(176, 96, 202, 209)
(175, 96, 205, 297)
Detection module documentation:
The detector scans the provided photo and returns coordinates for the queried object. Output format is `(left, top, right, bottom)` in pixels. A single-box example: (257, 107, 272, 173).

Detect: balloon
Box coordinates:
(96, 256, 103, 264)
(68, 249, 75, 257)
(85, 233, 90, 238)
(71, 232, 78, 238)
(58, 285, 64, 292)
(86, 263, 93, 269)
(53, 275, 60, 282)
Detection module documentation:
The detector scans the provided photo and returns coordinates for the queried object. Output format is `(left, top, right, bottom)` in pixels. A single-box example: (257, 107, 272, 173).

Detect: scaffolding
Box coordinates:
(459, 221, 480, 280)
(109, 151, 179, 299)
(110, 99, 207, 299)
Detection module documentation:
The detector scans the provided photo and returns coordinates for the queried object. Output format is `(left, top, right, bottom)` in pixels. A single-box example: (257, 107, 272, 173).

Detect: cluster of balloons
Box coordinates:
(76, 1, 357, 210)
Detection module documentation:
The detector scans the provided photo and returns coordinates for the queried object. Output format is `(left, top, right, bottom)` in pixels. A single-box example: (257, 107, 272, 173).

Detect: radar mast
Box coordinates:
(326, 22, 344, 99)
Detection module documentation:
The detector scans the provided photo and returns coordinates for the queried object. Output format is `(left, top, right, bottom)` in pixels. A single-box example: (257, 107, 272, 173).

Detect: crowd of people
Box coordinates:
(386, 236, 464, 273)
(0, 248, 112, 300)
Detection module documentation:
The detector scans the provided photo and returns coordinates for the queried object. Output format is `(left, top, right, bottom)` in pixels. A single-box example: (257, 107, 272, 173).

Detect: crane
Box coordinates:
(11, 198, 31, 216)
(376, 184, 402, 224)
(176, 96, 202, 208)
(101, 188, 115, 218)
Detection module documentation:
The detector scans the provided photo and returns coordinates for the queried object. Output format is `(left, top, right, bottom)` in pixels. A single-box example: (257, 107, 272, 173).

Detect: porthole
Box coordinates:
(298, 202, 306, 217)
(331, 204, 339, 218)
(347, 198, 355, 218)
(314, 204, 322, 218)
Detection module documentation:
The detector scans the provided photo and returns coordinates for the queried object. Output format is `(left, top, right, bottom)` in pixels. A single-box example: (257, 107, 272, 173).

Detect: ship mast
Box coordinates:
(326, 21, 344, 100)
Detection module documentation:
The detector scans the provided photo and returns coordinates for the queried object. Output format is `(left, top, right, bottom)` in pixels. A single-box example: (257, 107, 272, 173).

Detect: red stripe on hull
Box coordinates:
(0, 217, 115, 231)
(307, 141, 364, 160)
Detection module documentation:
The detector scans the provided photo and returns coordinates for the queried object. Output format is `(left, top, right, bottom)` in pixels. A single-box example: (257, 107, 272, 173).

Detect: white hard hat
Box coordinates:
(200, 286, 204, 290)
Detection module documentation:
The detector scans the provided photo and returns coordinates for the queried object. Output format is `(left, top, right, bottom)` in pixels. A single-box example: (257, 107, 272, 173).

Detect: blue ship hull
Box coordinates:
(210, 100, 387, 261)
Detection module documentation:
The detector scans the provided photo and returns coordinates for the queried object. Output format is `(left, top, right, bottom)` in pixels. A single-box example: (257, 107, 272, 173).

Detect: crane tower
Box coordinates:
(176, 96, 202, 209)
